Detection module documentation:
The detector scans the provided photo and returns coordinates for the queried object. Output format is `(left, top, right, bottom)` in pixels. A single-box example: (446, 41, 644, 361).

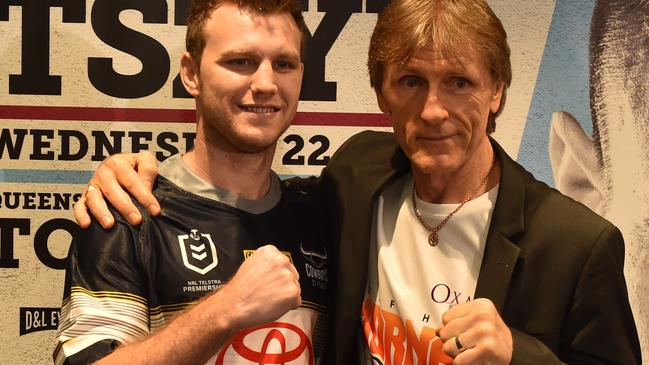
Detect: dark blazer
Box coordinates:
(319, 131, 640, 364)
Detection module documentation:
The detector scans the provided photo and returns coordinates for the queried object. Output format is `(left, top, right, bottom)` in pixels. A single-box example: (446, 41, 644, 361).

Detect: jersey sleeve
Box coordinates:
(53, 219, 150, 365)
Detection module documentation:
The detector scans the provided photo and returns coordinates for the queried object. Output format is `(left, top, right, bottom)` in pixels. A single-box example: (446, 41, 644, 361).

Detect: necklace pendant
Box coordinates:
(428, 232, 439, 247)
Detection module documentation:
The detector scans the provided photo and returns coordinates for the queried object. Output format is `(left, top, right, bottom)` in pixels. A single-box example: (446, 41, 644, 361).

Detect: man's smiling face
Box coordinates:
(190, 3, 304, 153)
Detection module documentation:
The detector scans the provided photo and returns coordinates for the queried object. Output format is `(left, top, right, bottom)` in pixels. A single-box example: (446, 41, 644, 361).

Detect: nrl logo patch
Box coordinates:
(178, 229, 218, 275)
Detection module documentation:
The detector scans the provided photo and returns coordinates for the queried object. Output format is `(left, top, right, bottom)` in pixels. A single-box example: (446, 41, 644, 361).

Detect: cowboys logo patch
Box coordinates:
(300, 243, 327, 269)
(178, 229, 218, 275)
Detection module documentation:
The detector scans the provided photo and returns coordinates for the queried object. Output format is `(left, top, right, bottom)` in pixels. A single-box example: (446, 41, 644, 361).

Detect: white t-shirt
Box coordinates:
(363, 174, 498, 365)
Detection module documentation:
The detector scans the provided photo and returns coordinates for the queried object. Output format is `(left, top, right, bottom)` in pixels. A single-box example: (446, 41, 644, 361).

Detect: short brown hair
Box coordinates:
(185, 0, 307, 64)
(368, 0, 511, 133)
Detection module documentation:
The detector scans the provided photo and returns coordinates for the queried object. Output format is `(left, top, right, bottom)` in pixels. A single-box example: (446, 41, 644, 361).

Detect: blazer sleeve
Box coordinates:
(510, 225, 641, 364)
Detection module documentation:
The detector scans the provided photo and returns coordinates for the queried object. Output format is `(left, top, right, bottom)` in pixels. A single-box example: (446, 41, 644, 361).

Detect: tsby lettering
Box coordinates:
(1, 0, 389, 101)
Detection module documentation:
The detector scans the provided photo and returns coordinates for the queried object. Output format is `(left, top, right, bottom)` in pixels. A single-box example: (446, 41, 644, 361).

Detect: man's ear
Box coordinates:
(180, 52, 200, 97)
(490, 81, 505, 114)
(374, 86, 390, 114)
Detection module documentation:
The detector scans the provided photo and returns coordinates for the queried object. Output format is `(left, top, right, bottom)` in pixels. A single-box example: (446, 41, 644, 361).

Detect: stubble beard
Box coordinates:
(201, 101, 288, 155)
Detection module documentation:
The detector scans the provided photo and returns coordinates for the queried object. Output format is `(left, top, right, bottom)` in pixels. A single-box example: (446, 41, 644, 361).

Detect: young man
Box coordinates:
(55, 1, 329, 364)
(75, 0, 641, 364)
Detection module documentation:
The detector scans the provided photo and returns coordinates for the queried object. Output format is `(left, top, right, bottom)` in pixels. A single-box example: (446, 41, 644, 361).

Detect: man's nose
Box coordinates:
(250, 61, 278, 94)
(420, 89, 449, 123)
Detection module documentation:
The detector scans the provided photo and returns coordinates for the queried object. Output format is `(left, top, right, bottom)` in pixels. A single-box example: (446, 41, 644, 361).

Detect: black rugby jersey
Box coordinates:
(55, 157, 329, 365)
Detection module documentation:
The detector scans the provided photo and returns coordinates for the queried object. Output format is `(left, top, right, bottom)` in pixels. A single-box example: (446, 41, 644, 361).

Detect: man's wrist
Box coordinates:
(202, 284, 243, 338)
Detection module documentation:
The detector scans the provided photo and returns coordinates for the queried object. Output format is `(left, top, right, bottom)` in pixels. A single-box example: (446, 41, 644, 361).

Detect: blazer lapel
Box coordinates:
(474, 140, 525, 313)
(340, 141, 410, 298)
(474, 231, 521, 311)
(334, 137, 410, 361)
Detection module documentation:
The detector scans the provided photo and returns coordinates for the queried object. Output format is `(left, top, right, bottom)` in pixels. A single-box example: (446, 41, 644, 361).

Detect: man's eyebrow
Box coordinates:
(396, 63, 432, 76)
(218, 49, 301, 62)
(218, 49, 259, 59)
(275, 49, 301, 61)
(399, 64, 422, 74)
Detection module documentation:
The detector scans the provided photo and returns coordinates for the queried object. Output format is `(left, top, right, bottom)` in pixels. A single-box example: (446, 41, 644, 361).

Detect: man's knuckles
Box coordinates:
(473, 323, 495, 338)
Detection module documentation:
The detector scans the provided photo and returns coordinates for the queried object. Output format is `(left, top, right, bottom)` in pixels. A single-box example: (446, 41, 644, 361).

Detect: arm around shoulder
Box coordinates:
(74, 151, 160, 229)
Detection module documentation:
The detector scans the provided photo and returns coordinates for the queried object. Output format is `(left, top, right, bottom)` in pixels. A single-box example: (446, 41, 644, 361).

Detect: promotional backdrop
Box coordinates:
(1, 0, 647, 363)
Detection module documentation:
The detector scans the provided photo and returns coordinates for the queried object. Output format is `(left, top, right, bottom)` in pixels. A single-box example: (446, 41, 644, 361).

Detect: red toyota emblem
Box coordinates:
(215, 322, 314, 365)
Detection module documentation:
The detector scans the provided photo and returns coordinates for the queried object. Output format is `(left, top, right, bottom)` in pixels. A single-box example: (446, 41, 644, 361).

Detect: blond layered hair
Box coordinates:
(185, 0, 307, 64)
(368, 0, 511, 133)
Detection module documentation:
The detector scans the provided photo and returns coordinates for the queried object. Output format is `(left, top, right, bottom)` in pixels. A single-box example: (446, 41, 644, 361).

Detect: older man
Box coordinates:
(75, 0, 641, 364)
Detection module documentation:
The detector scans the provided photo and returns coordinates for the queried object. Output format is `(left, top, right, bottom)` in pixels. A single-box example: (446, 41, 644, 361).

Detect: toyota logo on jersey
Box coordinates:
(215, 322, 314, 365)
(178, 229, 219, 275)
